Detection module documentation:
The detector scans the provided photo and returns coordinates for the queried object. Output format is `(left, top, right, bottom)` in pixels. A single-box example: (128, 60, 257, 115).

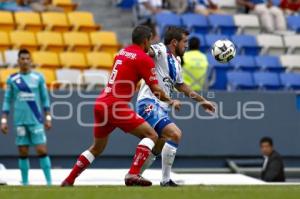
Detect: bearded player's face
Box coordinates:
(175, 34, 188, 57)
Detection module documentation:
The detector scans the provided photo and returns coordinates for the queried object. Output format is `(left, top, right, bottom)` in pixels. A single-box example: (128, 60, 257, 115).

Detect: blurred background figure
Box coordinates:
(236, 0, 287, 33)
(260, 137, 285, 182)
(190, 0, 224, 15)
(183, 37, 208, 91)
(0, 0, 31, 11)
(165, 0, 188, 14)
(280, 0, 300, 14)
(17, 0, 63, 12)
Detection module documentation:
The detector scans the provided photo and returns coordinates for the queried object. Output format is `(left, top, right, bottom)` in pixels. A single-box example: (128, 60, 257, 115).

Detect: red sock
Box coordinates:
(65, 155, 91, 184)
(128, 145, 151, 175)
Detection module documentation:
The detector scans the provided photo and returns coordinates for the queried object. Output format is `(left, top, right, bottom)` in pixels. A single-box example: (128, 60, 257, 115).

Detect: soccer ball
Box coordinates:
(211, 39, 236, 63)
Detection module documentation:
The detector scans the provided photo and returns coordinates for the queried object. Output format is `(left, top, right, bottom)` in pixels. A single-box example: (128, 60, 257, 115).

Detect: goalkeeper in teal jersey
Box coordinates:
(1, 49, 52, 186)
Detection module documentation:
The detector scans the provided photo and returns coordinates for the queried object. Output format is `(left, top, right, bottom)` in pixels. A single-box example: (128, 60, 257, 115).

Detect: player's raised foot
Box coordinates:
(125, 173, 152, 187)
(160, 179, 179, 187)
(61, 180, 74, 187)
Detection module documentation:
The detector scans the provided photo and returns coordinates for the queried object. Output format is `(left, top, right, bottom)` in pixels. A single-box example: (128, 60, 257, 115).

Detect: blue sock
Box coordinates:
(39, 155, 52, 186)
(18, 158, 30, 185)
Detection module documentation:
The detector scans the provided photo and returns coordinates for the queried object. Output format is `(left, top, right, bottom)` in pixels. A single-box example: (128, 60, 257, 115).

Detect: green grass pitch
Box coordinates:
(1, 186, 300, 199)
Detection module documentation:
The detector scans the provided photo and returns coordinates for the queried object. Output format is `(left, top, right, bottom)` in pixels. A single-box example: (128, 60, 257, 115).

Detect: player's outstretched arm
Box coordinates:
(149, 84, 181, 111)
(1, 79, 13, 134)
(175, 83, 215, 113)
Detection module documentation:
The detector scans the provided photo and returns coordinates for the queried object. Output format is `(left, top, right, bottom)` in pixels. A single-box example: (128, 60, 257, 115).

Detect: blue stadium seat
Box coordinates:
(287, 15, 300, 33)
(207, 53, 234, 90)
(227, 71, 258, 90)
(230, 55, 258, 71)
(155, 13, 182, 36)
(272, 0, 281, 6)
(231, 35, 261, 55)
(189, 33, 206, 52)
(205, 34, 228, 52)
(253, 71, 283, 90)
(280, 73, 300, 90)
(207, 14, 237, 35)
(181, 13, 210, 34)
(255, 55, 284, 72)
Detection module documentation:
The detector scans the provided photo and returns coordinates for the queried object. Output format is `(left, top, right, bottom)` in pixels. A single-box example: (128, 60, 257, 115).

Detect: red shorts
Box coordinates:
(93, 102, 145, 138)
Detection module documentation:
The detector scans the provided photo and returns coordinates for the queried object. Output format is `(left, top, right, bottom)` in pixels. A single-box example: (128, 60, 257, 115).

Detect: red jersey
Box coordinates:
(280, 0, 300, 11)
(96, 44, 158, 105)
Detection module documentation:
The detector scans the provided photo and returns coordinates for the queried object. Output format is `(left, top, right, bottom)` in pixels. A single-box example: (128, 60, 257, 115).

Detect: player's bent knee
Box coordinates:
(170, 130, 182, 143)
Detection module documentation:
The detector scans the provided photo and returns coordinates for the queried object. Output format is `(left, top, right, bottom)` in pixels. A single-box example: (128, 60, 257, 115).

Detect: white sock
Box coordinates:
(161, 142, 177, 183)
(140, 152, 156, 175)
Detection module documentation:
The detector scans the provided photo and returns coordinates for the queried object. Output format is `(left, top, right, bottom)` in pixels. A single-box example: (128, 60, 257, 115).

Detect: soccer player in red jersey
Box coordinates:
(61, 25, 181, 187)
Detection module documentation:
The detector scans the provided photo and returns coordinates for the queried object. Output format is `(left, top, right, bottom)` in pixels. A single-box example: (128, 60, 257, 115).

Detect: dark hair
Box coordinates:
(132, 25, 152, 45)
(260, 137, 273, 146)
(18, 49, 30, 58)
(189, 37, 200, 50)
(164, 26, 189, 45)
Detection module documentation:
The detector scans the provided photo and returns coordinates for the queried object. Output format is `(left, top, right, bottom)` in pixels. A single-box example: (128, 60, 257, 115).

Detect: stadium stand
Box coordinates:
(0, 31, 11, 52)
(41, 12, 72, 32)
(67, 11, 101, 32)
(52, 0, 78, 12)
(86, 52, 113, 69)
(36, 31, 66, 53)
(90, 31, 120, 55)
(63, 32, 91, 52)
(32, 51, 60, 68)
(0, 11, 15, 32)
(10, 31, 39, 52)
(14, 12, 44, 33)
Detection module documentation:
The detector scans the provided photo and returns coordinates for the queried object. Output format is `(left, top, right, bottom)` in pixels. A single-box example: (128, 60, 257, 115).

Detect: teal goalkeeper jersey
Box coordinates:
(2, 71, 50, 125)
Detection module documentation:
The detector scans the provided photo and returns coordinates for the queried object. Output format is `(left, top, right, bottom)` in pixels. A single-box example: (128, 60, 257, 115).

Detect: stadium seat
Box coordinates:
(181, 14, 210, 34)
(32, 51, 60, 68)
(82, 69, 110, 91)
(0, 31, 11, 52)
(207, 14, 237, 35)
(0, 52, 4, 67)
(283, 35, 300, 54)
(189, 33, 206, 52)
(56, 68, 82, 88)
(59, 52, 88, 69)
(0, 11, 15, 32)
(227, 71, 258, 90)
(3, 50, 18, 67)
(14, 12, 44, 32)
(280, 55, 300, 71)
(86, 52, 113, 69)
(52, 0, 78, 12)
(10, 31, 39, 52)
(287, 15, 300, 33)
(255, 55, 284, 72)
(256, 34, 286, 55)
(230, 55, 258, 71)
(0, 68, 18, 88)
(253, 71, 283, 90)
(34, 68, 57, 88)
(206, 53, 233, 90)
(41, 12, 71, 32)
(155, 13, 182, 36)
(280, 73, 300, 90)
(63, 32, 91, 52)
(231, 35, 261, 55)
(233, 14, 260, 35)
(68, 12, 101, 32)
(90, 31, 120, 55)
(37, 32, 65, 53)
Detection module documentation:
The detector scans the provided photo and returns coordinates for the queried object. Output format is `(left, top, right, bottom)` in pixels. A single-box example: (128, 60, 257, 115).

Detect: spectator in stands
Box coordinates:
(236, 0, 287, 33)
(280, 0, 300, 14)
(260, 137, 285, 182)
(165, 0, 188, 14)
(190, 0, 224, 16)
(137, 0, 163, 20)
(183, 37, 208, 91)
(17, 0, 63, 12)
(0, 0, 31, 11)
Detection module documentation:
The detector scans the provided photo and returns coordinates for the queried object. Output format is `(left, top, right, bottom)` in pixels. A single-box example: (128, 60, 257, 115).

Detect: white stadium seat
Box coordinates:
(4, 50, 18, 67)
(82, 69, 110, 91)
(56, 69, 83, 89)
(283, 35, 300, 54)
(280, 55, 300, 71)
(234, 14, 260, 35)
(257, 34, 286, 55)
